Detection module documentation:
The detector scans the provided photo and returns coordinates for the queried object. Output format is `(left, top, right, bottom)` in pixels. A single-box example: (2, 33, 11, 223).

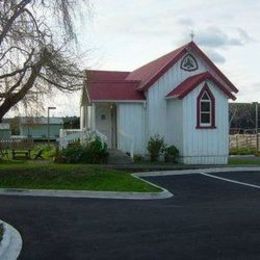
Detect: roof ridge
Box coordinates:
(86, 69, 130, 73)
(131, 43, 190, 74)
(88, 80, 140, 83)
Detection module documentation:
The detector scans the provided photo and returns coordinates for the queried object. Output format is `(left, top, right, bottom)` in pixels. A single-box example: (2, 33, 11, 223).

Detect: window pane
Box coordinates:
(201, 92, 210, 100)
(201, 101, 210, 112)
(201, 113, 210, 123)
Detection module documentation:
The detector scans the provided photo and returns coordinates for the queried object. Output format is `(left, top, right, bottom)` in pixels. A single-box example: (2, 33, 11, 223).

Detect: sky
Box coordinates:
(8, 0, 260, 118)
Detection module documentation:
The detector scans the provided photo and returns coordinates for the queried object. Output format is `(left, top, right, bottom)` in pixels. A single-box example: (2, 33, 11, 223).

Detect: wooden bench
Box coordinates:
(0, 138, 34, 160)
(12, 149, 31, 160)
(0, 139, 10, 159)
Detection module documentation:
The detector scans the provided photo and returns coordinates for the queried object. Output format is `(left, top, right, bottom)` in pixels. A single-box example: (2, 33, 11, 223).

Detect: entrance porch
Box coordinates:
(82, 103, 118, 149)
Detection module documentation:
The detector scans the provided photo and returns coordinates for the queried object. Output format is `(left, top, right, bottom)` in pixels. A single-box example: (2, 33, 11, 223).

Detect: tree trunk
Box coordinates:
(0, 63, 42, 122)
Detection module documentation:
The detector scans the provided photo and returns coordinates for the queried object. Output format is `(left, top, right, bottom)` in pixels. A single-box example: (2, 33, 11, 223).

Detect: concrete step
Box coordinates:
(108, 149, 133, 165)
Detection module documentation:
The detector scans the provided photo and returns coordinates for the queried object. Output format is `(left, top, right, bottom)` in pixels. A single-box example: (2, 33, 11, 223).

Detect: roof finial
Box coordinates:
(190, 30, 195, 42)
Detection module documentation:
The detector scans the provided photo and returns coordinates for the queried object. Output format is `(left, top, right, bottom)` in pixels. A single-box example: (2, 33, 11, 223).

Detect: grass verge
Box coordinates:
(228, 157, 260, 165)
(0, 162, 160, 192)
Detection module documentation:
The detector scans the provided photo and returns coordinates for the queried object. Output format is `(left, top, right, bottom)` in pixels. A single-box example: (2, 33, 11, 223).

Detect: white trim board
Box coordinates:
(200, 172, 260, 190)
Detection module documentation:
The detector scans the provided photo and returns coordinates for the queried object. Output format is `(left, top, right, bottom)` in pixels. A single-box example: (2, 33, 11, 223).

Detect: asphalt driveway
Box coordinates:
(1, 172, 260, 259)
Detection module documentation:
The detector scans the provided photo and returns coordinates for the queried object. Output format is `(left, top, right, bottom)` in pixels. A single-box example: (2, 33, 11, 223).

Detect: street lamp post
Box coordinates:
(253, 102, 259, 152)
(47, 106, 56, 145)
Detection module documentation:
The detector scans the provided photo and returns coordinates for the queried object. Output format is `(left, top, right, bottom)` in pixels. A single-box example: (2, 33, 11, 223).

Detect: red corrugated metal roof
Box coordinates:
(85, 41, 238, 102)
(166, 72, 236, 100)
(87, 80, 145, 101)
(126, 44, 188, 91)
(86, 70, 130, 81)
(126, 41, 238, 93)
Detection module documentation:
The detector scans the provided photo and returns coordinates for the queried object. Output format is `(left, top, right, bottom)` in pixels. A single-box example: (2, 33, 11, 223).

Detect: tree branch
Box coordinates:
(0, 0, 31, 45)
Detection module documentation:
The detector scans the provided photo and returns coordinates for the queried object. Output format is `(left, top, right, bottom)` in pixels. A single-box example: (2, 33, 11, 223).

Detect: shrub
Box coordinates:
(59, 142, 84, 163)
(133, 154, 144, 162)
(33, 144, 57, 159)
(164, 145, 179, 163)
(56, 137, 108, 164)
(80, 137, 108, 163)
(147, 135, 165, 162)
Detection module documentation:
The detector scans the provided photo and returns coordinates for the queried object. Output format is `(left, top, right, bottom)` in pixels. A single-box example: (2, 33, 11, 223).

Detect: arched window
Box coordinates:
(196, 84, 216, 128)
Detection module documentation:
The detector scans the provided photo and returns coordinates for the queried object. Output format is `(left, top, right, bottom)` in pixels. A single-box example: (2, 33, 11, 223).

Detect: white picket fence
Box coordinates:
(59, 129, 107, 149)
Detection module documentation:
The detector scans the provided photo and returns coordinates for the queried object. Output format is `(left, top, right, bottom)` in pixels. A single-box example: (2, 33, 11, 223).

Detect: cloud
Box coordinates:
(195, 27, 244, 48)
(204, 49, 226, 64)
(236, 28, 254, 43)
(177, 17, 194, 27)
(175, 26, 253, 65)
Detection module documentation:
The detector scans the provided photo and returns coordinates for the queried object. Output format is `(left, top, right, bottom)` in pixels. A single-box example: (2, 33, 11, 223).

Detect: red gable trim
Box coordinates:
(166, 72, 236, 100)
(188, 42, 238, 93)
(127, 41, 238, 94)
(126, 44, 188, 91)
(138, 48, 187, 92)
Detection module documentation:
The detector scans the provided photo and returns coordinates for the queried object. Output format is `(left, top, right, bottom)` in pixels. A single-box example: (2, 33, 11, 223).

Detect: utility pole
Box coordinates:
(47, 106, 56, 145)
(253, 102, 259, 152)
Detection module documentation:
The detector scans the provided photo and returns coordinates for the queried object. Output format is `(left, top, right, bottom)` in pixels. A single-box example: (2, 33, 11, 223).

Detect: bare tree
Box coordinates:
(0, 0, 89, 122)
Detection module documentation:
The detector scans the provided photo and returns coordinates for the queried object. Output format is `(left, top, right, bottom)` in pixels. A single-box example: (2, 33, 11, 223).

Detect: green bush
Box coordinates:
(147, 135, 165, 162)
(33, 144, 57, 159)
(58, 142, 83, 163)
(81, 137, 108, 163)
(164, 145, 179, 163)
(133, 154, 145, 162)
(56, 137, 108, 164)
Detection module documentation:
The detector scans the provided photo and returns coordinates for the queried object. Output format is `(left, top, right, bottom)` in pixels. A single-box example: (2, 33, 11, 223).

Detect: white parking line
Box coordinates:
(200, 172, 260, 190)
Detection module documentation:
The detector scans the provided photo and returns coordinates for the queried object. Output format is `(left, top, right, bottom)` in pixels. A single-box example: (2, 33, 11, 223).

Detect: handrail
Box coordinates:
(59, 128, 108, 149)
(93, 130, 108, 149)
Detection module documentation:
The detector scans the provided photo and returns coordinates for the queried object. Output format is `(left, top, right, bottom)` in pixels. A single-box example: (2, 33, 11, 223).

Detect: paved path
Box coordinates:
(1, 171, 260, 259)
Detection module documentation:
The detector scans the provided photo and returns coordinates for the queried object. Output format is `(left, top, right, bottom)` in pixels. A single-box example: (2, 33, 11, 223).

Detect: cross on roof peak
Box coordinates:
(190, 30, 195, 41)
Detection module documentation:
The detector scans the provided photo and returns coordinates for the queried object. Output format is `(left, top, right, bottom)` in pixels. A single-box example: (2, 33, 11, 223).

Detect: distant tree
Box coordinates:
(229, 103, 257, 130)
(9, 116, 20, 135)
(63, 116, 80, 129)
(0, 0, 89, 122)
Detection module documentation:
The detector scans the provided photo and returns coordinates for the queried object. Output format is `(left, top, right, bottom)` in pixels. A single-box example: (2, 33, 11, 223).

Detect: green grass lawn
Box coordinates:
(0, 162, 160, 192)
(228, 157, 260, 165)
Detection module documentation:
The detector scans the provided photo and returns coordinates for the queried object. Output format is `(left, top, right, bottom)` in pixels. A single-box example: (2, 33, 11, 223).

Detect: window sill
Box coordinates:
(196, 126, 217, 129)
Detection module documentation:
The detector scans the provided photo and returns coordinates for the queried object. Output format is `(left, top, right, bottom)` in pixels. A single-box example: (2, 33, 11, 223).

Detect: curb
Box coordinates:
(0, 220, 22, 260)
(0, 186, 172, 200)
(134, 166, 260, 177)
(0, 166, 258, 200)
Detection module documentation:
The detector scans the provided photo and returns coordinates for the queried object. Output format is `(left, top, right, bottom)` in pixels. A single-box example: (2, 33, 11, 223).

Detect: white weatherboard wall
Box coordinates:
(166, 99, 183, 154)
(147, 51, 207, 138)
(182, 81, 229, 164)
(117, 103, 146, 154)
(146, 50, 230, 164)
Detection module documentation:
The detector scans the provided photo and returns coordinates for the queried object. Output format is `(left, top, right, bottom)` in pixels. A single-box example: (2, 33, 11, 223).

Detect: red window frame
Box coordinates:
(196, 83, 216, 129)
